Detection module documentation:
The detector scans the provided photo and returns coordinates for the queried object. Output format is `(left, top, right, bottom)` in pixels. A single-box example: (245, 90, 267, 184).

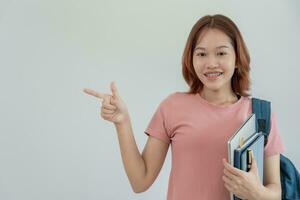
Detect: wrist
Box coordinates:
(252, 184, 265, 200)
(114, 114, 131, 127)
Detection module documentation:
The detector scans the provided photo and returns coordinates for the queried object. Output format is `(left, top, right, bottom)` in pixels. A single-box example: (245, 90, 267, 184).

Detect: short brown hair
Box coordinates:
(182, 14, 251, 97)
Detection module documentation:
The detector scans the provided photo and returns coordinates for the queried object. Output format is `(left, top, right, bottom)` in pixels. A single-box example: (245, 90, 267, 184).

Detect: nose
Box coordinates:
(206, 55, 219, 68)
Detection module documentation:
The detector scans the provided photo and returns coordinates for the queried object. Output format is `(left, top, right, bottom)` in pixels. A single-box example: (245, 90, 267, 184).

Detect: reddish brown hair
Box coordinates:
(182, 14, 251, 97)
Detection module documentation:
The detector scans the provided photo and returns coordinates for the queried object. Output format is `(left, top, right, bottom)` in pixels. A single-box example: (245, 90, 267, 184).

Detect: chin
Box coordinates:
(203, 83, 223, 91)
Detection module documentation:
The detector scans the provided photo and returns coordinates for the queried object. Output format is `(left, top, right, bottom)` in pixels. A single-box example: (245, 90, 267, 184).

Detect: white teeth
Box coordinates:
(205, 72, 223, 77)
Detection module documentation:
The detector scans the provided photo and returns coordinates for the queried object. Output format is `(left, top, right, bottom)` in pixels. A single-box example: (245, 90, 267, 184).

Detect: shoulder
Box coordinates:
(166, 91, 190, 99)
(247, 96, 277, 118)
(162, 91, 193, 104)
(157, 91, 192, 111)
(240, 95, 271, 107)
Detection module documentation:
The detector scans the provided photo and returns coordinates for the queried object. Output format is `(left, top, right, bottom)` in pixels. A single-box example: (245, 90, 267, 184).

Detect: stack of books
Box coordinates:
(227, 113, 264, 200)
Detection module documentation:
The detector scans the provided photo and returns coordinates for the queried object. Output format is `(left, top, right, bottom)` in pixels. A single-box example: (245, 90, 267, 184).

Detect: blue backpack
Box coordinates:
(252, 97, 300, 200)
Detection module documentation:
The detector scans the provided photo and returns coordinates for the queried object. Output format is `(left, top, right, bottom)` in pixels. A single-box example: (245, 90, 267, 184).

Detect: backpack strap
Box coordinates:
(251, 98, 271, 146)
(252, 99, 300, 199)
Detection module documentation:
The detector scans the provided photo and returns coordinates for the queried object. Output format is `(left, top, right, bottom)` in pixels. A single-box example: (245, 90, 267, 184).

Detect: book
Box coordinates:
(233, 132, 265, 200)
(227, 113, 256, 200)
(227, 113, 256, 165)
(233, 132, 259, 169)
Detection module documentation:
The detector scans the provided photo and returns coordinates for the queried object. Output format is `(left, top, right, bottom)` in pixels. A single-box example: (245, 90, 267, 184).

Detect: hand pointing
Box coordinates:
(83, 81, 130, 125)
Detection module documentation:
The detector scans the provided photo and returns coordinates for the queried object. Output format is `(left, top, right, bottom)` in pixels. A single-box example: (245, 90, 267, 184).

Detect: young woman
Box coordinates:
(83, 14, 284, 200)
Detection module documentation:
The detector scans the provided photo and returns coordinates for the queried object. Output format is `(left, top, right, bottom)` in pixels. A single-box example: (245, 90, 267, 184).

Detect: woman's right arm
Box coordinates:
(83, 81, 169, 193)
(115, 116, 169, 193)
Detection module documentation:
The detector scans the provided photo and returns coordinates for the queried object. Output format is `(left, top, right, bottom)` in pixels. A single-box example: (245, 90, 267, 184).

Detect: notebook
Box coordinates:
(227, 113, 256, 200)
(233, 132, 265, 200)
(227, 113, 256, 165)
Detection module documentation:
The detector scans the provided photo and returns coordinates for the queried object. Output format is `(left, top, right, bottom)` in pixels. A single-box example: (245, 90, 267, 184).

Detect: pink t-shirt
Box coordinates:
(144, 92, 285, 200)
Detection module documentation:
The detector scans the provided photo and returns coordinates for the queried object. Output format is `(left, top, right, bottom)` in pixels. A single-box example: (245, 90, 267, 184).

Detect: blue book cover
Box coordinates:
(233, 133, 264, 200)
(233, 133, 260, 169)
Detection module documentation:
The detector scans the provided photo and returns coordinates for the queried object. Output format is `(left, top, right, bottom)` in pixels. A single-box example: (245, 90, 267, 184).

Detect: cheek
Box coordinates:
(193, 63, 204, 78)
(192, 57, 197, 68)
(192, 58, 203, 72)
(221, 60, 236, 74)
(224, 55, 236, 68)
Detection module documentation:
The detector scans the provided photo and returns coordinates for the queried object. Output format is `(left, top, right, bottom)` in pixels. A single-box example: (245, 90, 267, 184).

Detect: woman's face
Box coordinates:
(192, 28, 237, 93)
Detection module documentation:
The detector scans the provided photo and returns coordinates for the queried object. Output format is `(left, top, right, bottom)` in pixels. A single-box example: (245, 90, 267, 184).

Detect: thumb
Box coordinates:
(110, 81, 120, 99)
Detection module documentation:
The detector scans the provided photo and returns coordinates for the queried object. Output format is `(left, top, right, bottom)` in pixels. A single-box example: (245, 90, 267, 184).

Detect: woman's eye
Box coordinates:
(217, 52, 227, 56)
(197, 53, 206, 57)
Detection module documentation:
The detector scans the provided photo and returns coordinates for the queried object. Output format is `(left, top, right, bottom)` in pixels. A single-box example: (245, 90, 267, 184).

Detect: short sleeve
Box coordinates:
(144, 98, 171, 144)
(264, 111, 285, 157)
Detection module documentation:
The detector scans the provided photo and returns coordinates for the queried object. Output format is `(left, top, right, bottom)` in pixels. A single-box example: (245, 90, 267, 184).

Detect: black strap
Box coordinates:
(252, 98, 271, 146)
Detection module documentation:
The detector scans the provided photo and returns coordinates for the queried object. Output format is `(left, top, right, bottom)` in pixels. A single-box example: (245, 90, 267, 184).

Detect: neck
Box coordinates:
(200, 89, 239, 106)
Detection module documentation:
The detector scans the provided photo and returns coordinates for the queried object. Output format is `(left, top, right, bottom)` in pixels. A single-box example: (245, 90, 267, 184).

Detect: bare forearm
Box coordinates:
(254, 183, 281, 200)
(114, 116, 146, 193)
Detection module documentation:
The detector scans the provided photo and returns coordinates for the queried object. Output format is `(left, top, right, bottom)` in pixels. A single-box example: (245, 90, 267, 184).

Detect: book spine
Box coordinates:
(233, 150, 242, 200)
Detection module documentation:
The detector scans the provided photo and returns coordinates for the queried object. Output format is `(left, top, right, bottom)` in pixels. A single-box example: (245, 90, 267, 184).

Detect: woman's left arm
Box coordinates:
(222, 154, 281, 200)
(257, 154, 281, 200)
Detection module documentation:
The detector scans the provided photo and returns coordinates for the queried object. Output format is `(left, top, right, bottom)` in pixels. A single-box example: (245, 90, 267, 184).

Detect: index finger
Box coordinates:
(223, 159, 244, 177)
(83, 88, 105, 99)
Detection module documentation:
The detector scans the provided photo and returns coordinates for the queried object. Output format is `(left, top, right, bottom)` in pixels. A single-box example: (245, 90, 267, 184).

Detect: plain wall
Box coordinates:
(0, 0, 299, 199)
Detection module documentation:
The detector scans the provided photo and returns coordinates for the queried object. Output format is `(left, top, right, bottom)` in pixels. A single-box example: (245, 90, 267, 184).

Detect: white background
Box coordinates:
(0, 0, 299, 199)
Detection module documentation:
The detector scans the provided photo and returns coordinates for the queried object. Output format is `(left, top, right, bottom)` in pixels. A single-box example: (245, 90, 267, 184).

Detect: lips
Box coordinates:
(204, 72, 224, 77)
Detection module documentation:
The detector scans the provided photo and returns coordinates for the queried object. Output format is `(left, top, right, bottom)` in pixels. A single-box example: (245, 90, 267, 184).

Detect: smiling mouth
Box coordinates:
(204, 72, 224, 77)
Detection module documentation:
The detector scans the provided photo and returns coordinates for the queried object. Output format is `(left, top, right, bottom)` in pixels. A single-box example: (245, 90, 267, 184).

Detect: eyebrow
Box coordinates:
(194, 45, 230, 51)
